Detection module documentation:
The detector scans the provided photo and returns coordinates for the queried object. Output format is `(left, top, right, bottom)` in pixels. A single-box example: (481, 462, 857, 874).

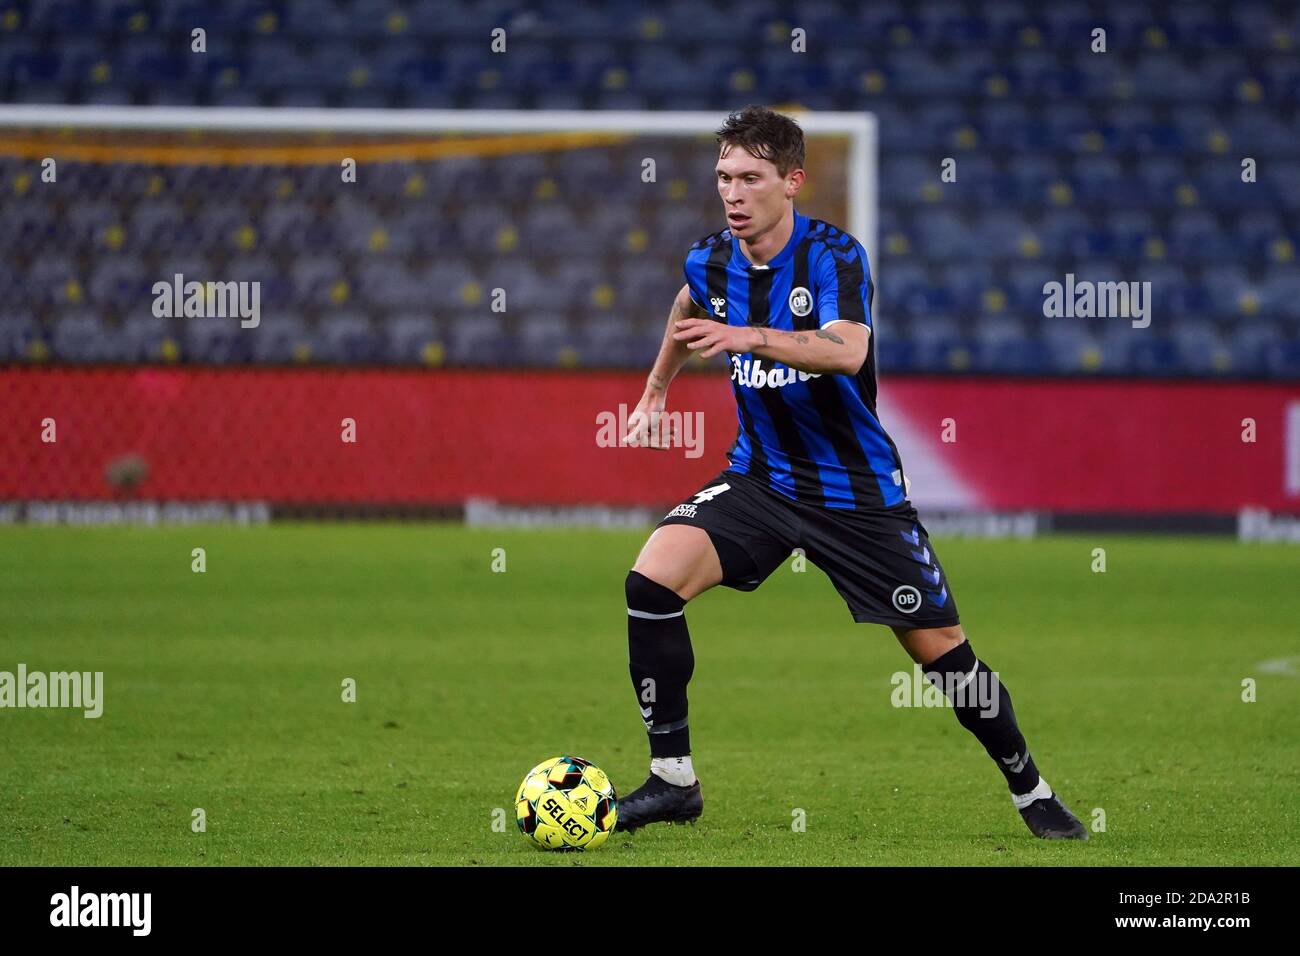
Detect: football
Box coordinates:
(515, 755, 618, 851)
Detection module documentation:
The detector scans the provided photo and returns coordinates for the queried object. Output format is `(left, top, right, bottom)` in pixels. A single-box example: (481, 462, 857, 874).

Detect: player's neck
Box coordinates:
(737, 207, 795, 267)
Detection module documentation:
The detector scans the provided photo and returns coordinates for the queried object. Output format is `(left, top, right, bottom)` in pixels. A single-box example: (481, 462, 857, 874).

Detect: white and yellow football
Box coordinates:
(515, 755, 618, 850)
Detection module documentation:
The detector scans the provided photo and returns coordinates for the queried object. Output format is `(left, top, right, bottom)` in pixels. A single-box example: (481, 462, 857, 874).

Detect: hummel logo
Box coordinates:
(1001, 752, 1029, 773)
(640, 706, 653, 719)
(710, 295, 727, 317)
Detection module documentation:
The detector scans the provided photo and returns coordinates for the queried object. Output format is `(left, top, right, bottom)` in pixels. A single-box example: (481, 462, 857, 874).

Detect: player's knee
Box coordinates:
(625, 569, 687, 614)
(894, 624, 967, 665)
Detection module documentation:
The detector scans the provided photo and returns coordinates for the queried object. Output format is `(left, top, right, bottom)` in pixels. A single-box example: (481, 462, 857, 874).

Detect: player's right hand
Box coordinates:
(623, 401, 677, 450)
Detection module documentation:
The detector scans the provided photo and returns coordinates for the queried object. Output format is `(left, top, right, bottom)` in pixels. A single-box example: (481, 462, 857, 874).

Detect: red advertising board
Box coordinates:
(2, 367, 1296, 514)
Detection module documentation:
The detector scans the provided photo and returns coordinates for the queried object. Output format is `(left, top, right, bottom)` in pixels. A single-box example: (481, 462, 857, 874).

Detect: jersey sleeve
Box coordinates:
(682, 251, 710, 314)
(814, 237, 873, 330)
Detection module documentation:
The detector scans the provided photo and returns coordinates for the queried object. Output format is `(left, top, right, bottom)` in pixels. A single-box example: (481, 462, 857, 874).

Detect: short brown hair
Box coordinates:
(715, 105, 806, 178)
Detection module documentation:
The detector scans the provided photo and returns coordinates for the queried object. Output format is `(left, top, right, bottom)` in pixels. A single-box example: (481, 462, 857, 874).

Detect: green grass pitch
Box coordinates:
(1, 524, 1297, 866)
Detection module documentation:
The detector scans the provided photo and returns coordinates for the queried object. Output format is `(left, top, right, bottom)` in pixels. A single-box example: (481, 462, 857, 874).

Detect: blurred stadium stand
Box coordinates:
(0, 0, 1298, 377)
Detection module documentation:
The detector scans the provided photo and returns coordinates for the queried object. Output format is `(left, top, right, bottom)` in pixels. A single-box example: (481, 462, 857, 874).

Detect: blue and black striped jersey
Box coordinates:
(683, 209, 907, 510)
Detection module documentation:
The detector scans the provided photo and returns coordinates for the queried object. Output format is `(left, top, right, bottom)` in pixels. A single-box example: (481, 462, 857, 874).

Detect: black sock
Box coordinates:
(923, 641, 1042, 796)
(625, 570, 693, 759)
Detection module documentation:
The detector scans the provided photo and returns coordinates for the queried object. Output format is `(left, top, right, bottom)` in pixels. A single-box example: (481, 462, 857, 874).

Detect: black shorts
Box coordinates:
(656, 468, 960, 630)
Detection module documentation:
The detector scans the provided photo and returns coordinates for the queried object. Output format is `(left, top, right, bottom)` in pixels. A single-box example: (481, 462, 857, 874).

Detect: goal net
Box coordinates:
(0, 105, 876, 369)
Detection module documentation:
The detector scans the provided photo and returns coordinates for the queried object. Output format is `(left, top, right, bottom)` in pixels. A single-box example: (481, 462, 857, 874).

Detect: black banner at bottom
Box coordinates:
(0, 866, 1282, 940)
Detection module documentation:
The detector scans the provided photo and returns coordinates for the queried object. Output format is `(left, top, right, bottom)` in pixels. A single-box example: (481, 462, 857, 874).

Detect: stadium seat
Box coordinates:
(387, 314, 444, 365)
(0, 0, 1294, 378)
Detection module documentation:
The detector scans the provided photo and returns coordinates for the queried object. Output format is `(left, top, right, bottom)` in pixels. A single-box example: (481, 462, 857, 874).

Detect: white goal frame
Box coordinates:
(0, 104, 877, 271)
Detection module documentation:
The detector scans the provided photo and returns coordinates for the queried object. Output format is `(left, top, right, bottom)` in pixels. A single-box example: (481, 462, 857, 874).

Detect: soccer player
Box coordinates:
(618, 106, 1087, 840)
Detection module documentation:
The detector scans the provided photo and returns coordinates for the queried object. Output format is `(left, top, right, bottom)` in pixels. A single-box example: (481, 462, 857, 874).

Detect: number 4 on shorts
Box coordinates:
(692, 483, 731, 504)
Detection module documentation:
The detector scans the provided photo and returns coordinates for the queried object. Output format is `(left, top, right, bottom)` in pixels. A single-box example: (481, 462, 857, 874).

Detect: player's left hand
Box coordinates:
(672, 318, 759, 359)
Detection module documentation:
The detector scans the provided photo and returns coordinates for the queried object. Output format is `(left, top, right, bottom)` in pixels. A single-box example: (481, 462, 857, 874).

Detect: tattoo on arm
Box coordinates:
(815, 327, 845, 345)
(650, 295, 691, 391)
(756, 328, 769, 348)
(794, 333, 810, 344)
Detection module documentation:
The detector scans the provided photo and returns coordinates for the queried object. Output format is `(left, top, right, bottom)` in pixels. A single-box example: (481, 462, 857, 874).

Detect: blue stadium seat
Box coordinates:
(155, 1, 236, 33)
(1005, 264, 1055, 314)
(0, 312, 46, 361)
(119, 315, 175, 363)
(577, 315, 659, 367)
(1135, 157, 1186, 203)
(1041, 322, 1100, 374)
(1072, 157, 1124, 205)
(878, 261, 939, 318)
(386, 314, 444, 364)
(1237, 210, 1287, 261)
(970, 210, 1032, 259)
(356, 260, 427, 311)
(290, 255, 348, 309)
(1203, 265, 1253, 317)
(517, 314, 579, 366)
(251, 315, 312, 363)
(262, 202, 326, 252)
(1263, 338, 1300, 378)
(152, 254, 212, 290)
(447, 313, 510, 366)
(1038, 210, 1088, 258)
(1231, 320, 1278, 375)
(227, 255, 293, 310)
(1172, 319, 1231, 376)
(1170, 210, 1232, 264)
(454, 201, 514, 254)
(656, 205, 713, 254)
(887, 50, 963, 98)
(633, 46, 698, 96)
(27, 0, 105, 33)
(424, 259, 481, 314)
(1, 0, 1295, 379)
(88, 255, 148, 307)
(1272, 166, 1300, 212)
(1142, 263, 1208, 320)
(1106, 210, 1155, 259)
(1236, 104, 1296, 153)
(23, 256, 80, 308)
(183, 315, 254, 364)
(912, 209, 974, 262)
(1128, 333, 1182, 375)
(540, 0, 643, 43)
(1260, 271, 1300, 322)
(616, 262, 675, 312)
(318, 312, 384, 363)
(52, 312, 121, 362)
